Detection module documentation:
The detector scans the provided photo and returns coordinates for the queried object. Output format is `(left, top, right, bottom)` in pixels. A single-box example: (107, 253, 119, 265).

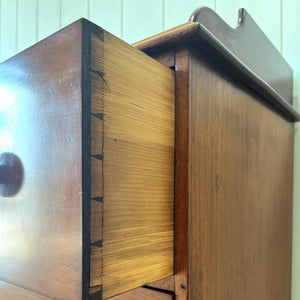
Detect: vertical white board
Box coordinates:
(38, 0, 61, 41)
(123, 0, 163, 44)
(0, 0, 17, 62)
(61, 0, 88, 27)
(165, 0, 215, 29)
(90, 0, 122, 38)
(17, 0, 37, 53)
(283, 2, 300, 300)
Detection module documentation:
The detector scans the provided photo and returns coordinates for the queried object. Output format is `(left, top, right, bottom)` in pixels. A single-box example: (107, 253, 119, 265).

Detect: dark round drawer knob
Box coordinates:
(0, 152, 24, 197)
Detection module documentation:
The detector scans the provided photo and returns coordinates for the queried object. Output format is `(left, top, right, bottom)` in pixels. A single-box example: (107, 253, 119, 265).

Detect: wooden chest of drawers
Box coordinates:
(0, 7, 299, 300)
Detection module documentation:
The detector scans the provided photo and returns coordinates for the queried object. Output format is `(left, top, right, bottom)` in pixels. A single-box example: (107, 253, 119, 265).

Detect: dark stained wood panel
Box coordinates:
(151, 50, 175, 69)
(188, 49, 293, 300)
(0, 21, 84, 300)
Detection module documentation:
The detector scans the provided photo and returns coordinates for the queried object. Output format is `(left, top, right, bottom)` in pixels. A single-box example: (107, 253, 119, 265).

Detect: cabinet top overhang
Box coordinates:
(133, 7, 300, 122)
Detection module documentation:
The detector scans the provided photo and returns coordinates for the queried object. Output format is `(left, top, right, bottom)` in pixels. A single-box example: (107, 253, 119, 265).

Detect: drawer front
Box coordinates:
(0, 19, 175, 300)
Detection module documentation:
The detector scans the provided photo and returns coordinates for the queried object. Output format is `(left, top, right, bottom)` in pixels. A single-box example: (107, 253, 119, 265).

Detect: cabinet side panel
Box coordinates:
(189, 51, 293, 299)
(89, 31, 175, 299)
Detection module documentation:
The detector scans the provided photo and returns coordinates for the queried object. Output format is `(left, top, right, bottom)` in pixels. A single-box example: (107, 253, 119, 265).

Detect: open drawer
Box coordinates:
(0, 20, 174, 300)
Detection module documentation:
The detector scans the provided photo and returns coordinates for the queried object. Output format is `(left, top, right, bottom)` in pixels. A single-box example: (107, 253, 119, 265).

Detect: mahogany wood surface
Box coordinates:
(0, 21, 84, 300)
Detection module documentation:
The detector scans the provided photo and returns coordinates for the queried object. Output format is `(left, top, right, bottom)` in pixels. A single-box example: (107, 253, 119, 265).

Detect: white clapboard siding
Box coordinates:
(164, 0, 215, 29)
(123, 0, 164, 44)
(61, 0, 88, 27)
(0, 0, 17, 62)
(38, 0, 61, 41)
(90, 0, 122, 38)
(283, 0, 300, 110)
(17, 0, 37, 53)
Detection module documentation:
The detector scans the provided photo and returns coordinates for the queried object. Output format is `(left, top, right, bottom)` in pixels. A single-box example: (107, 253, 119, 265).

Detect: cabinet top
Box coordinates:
(134, 7, 300, 122)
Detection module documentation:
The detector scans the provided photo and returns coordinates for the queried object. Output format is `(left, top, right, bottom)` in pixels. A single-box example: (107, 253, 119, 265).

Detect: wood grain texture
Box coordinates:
(0, 280, 52, 300)
(141, 39, 294, 298)
(188, 49, 293, 299)
(88, 26, 175, 299)
(0, 20, 83, 300)
(107, 287, 174, 300)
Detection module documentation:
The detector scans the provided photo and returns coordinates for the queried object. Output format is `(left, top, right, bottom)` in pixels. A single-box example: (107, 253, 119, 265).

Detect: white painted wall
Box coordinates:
(0, 1, 299, 298)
